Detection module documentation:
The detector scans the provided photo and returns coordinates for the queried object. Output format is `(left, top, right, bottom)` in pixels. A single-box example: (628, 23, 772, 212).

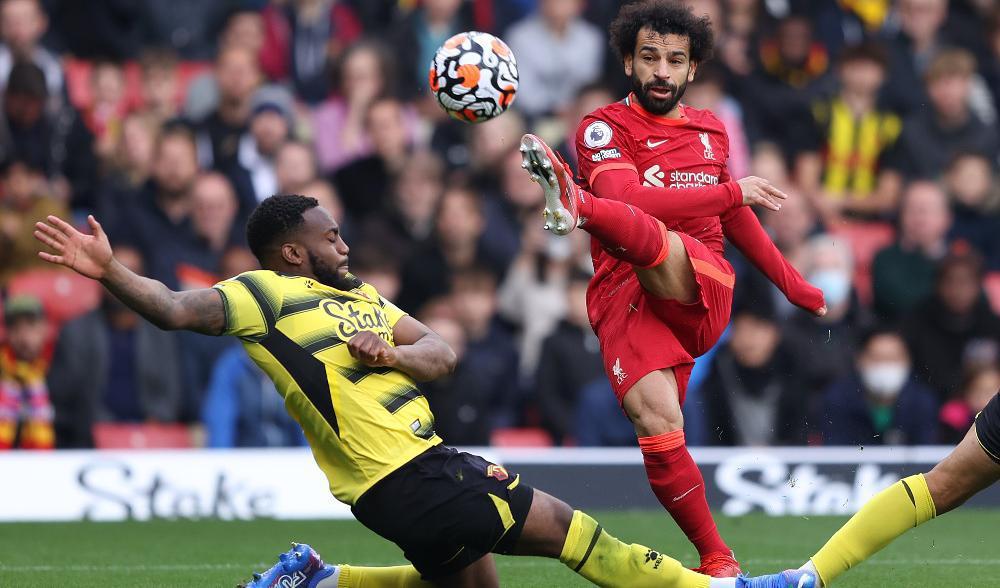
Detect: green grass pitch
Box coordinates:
(1, 511, 997, 586)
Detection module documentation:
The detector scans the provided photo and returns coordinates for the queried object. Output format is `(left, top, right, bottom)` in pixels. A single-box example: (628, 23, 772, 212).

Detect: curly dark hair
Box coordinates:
(609, 0, 714, 63)
(246, 194, 319, 263)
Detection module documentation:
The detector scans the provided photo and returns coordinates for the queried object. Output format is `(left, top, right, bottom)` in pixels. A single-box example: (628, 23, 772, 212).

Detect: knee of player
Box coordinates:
(627, 409, 684, 436)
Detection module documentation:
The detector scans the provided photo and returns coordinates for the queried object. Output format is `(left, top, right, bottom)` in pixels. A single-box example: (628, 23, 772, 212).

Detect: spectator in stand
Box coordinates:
(822, 326, 939, 446)
(274, 140, 319, 197)
(450, 268, 521, 435)
(742, 13, 830, 165)
(904, 250, 1000, 401)
(683, 61, 751, 180)
(228, 87, 295, 212)
(190, 171, 241, 262)
(939, 363, 1000, 444)
(370, 149, 444, 257)
(797, 43, 903, 223)
(111, 125, 201, 290)
(300, 178, 345, 231)
(506, 0, 603, 118)
(484, 148, 545, 264)
(333, 98, 413, 222)
(418, 314, 487, 445)
(391, 0, 473, 100)
(0, 0, 63, 100)
(895, 48, 999, 180)
(313, 40, 415, 173)
(138, 49, 181, 124)
(944, 152, 1000, 270)
(872, 181, 952, 321)
(349, 247, 401, 303)
(136, 0, 232, 60)
(259, 0, 361, 104)
(0, 157, 67, 286)
(535, 269, 604, 445)
(881, 0, 954, 116)
(497, 218, 571, 380)
(0, 61, 96, 210)
(398, 183, 507, 314)
(47, 246, 182, 446)
(467, 109, 526, 194)
(195, 47, 262, 170)
(785, 234, 871, 402)
(96, 112, 160, 226)
(84, 59, 130, 165)
(701, 304, 808, 446)
(0, 295, 53, 450)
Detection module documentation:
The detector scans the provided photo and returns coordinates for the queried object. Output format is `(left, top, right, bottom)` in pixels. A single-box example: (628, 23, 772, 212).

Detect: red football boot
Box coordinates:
(519, 133, 584, 236)
(694, 550, 743, 578)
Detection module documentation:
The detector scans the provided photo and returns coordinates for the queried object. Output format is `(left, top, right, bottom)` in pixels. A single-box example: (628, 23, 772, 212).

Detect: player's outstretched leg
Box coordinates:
(520, 134, 670, 269)
(240, 542, 337, 588)
(790, 398, 1000, 587)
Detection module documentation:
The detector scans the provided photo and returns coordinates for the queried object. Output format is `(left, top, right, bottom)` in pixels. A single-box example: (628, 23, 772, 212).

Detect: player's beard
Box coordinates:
(631, 71, 687, 115)
(308, 250, 360, 291)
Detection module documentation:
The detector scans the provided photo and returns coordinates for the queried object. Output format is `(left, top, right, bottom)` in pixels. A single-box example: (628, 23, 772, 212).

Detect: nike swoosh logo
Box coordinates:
(646, 139, 668, 149)
(672, 484, 701, 502)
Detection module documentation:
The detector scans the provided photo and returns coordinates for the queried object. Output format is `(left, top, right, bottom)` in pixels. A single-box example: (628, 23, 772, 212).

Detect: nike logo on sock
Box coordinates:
(672, 484, 701, 502)
(646, 138, 668, 149)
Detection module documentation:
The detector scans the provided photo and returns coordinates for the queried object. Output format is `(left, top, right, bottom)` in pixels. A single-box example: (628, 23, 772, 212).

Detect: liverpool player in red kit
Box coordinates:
(520, 1, 827, 578)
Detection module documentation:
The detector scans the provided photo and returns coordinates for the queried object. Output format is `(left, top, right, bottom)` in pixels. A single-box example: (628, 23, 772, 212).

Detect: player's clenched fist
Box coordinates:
(348, 331, 398, 367)
(736, 176, 788, 212)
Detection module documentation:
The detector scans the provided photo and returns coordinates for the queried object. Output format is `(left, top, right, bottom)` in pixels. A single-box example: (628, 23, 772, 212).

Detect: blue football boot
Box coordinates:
(239, 542, 335, 588)
(737, 569, 818, 588)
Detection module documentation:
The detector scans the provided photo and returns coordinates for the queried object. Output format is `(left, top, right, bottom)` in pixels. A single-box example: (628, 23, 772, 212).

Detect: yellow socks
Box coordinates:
(335, 565, 432, 587)
(811, 474, 936, 586)
(559, 510, 710, 588)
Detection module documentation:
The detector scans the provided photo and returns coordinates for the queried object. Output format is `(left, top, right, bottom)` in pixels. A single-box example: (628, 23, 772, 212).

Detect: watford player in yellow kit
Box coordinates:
(34, 195, 799, 588)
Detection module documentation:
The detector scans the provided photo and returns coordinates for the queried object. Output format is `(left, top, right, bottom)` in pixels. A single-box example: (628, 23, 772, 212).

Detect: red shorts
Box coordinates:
(587, 232, 734, 405)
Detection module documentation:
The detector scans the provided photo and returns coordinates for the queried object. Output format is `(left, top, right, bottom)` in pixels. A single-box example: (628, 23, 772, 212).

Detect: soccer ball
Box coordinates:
(429, 31, 518, 123)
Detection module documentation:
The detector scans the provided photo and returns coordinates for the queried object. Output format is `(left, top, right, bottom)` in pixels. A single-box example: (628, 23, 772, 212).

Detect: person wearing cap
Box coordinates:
(226, 86, 295, 212)
(0, 294, 54, 449)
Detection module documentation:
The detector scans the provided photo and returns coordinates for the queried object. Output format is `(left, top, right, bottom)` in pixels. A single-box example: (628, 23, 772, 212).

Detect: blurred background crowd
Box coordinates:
(2, 0, 1000, 451)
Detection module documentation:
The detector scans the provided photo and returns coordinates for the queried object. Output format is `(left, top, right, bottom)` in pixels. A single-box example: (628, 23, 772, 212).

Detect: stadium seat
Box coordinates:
(490, 427, 554, 447)
(985, 272, 1000, 316)
(7, 269, 101, 325)
(829, 221, 895, 306)
(92, 423, 194, 449)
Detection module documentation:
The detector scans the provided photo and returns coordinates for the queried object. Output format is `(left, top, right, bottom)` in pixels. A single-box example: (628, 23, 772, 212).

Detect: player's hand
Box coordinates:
(34, 215, 113, 280)
(348, 331, 398, 368)
(736, 176, 787, 211)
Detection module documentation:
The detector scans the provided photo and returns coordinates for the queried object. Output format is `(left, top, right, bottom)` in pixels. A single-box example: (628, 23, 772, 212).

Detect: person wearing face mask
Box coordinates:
(821, 326, 938, 446)
(784, 234, 873, 400)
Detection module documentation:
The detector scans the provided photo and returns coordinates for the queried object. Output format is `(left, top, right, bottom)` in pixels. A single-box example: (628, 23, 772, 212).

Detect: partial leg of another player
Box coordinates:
(791, 408, 1000, 587)
(521, 133, 738, 576)
(241, 487, 740, 588)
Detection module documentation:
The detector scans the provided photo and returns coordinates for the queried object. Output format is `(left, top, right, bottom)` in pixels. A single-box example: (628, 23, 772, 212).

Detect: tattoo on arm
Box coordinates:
(99, 260, 225, 335)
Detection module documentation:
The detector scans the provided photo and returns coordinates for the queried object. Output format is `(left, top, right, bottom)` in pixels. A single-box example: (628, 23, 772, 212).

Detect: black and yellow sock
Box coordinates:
(810, 474, 937, 586)
(559, 510, 710, 588)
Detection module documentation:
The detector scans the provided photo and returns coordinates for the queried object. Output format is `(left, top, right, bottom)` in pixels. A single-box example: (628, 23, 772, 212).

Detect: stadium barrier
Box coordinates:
(3, 446, 998, 522)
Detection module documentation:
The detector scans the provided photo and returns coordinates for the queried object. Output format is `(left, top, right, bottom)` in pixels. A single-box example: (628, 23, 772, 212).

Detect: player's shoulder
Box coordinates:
(577, 99, 633, 150)
(682, 105, 727, 133)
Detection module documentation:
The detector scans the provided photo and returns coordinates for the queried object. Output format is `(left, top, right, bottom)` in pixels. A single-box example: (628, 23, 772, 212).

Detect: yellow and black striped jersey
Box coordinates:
(213, 270, 442, 505)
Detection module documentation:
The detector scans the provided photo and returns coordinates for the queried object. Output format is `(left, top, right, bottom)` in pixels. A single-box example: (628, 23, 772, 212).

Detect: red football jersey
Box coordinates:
(576, 94, 734, 286)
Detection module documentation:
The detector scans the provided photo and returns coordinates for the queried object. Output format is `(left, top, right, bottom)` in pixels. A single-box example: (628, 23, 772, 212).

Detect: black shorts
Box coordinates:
(351, 445, 534, 580)
(976, 392, 1000, 464)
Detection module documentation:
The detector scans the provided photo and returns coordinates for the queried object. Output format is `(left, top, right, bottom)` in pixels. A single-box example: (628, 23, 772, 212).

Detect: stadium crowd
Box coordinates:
(2, 0, 1000, 450)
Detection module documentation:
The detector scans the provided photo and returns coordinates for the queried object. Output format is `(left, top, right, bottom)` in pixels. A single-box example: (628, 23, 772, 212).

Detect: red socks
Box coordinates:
(638, 430, 730, 558)
(579, 195, 669, 268)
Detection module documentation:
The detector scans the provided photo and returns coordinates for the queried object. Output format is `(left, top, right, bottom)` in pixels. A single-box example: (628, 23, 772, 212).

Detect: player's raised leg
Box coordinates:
(784, 394, 1000, 587)
(522, 132, 738, 577)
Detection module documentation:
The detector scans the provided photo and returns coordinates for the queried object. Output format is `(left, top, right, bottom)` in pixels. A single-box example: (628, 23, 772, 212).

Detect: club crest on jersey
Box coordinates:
(584, 121, 612, 148)
(699, 132, 715, 160)
(612, 357, 628, 385)
(486, 464, 509, 481)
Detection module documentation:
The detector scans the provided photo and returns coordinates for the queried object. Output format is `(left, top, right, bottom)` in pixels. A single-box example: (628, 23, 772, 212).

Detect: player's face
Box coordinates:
(625, 29, 697, 115)
(299, 206, 355, 291)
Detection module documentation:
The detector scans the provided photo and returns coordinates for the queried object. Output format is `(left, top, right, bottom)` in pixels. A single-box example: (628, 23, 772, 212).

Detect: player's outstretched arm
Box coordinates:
(347, 316, 457, 382)
(720, 206, 827, 317)
(34, 214, 225, 335)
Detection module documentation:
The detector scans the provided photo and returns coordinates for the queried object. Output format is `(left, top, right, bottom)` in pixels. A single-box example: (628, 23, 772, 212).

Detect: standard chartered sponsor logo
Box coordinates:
(641, 165, 719, 189)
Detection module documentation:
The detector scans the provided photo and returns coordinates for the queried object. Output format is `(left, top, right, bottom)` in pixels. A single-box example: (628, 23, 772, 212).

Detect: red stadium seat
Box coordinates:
(92, 423, 194, 449)
(7, 269, 101, 325)
(490, 427, 554, 447)
(985, 272, 1000, 316)
(829, 221, 895, 306)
